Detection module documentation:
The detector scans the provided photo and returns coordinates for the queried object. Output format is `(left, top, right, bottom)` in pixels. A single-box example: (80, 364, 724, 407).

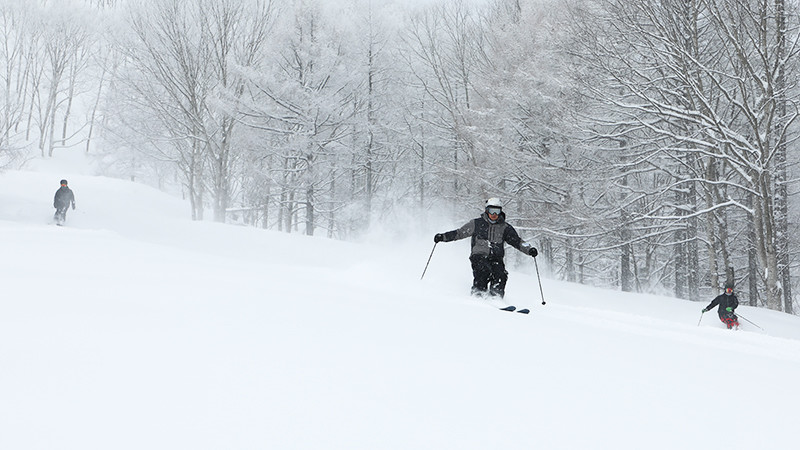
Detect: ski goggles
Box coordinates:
(487, 207, 502, 215)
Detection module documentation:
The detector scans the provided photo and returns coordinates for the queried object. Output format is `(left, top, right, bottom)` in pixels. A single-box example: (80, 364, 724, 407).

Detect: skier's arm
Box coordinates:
(441, 221, 475, 242)
(504, 225, 536, 256)
(703, 297, 720, 312)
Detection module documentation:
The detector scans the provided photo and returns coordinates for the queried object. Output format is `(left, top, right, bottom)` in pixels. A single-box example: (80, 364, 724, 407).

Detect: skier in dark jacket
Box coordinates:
(702, 281, 739, 329)
(434, 198, 537, 298)
(53, 179, 76, 225)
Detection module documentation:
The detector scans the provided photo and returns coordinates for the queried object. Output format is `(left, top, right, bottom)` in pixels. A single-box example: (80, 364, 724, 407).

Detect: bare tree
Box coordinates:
(240, 0, 353, 236)
(40, 13, 89, 157)
(120, 0, 275, 221)
(199, 0, 275, 221)
(400, 0, 490, 206)
(0, 3, 26, 151)
(570, 0, 800, 310)
(122, 0, 213, 219)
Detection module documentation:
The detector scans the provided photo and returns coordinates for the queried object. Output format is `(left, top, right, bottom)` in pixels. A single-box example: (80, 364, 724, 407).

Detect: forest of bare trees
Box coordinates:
(1, 0, 798, 314)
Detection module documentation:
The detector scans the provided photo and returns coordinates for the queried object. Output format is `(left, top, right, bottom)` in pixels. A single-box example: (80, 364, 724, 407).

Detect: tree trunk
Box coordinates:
(774, 0, 792, 313)
(748, 192, 760, 307)
(85, 64, 106, 153)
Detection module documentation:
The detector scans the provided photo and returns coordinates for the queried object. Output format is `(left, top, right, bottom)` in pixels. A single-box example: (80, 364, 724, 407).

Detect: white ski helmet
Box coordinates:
(485, 197, 503, 209)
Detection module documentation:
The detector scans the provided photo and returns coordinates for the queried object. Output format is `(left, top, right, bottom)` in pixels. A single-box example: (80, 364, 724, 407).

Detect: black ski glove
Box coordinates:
(529, 247, 538, 257)
(72, 203, 76, 210)
(434, 233, 444, 243)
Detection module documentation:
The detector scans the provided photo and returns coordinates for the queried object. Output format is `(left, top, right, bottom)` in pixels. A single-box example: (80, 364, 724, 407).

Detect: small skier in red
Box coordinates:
(702, 281, 739, 329)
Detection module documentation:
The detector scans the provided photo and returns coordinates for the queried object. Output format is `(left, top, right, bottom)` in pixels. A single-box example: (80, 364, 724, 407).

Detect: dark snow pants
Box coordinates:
(470, 255, 508, 297)
(54, 205, 69, 223)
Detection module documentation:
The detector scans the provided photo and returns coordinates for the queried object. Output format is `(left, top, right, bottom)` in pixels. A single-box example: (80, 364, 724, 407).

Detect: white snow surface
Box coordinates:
(2, 163, 800, 450)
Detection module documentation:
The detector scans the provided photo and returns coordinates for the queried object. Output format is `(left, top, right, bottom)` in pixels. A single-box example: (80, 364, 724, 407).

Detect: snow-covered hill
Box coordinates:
(2, 164, 799, 450)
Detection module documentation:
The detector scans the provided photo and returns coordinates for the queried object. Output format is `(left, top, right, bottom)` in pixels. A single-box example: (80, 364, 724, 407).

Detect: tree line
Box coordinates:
(1, 0, 797, 314)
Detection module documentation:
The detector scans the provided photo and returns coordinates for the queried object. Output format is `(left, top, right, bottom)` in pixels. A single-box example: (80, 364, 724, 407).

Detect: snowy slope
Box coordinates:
(2, 166, 800, 450)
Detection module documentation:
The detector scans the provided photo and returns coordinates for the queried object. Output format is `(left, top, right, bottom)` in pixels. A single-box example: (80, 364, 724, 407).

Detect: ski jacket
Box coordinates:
(704, 293, 739, 317)
(54, 187, 75, 209)
(440, 212, 533, 261)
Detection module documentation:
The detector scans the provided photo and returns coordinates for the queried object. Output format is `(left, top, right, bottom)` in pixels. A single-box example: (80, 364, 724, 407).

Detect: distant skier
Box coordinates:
(53, 179, 76, 225)
(702, 281, 739, 329)
(434, 198, 537, 298)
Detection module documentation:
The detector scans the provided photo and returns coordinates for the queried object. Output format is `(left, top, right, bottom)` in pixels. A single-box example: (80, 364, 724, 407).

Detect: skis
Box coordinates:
(500, 305, 530, 314)
(476, 295, 531, 315)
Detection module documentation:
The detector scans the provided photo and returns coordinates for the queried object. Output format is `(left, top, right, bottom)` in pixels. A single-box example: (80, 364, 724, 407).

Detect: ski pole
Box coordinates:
(736, 312, 764, 331)
(420, 242, 438, 280)
(697, 311, 704, 326)
(533, 256, 546, 305)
